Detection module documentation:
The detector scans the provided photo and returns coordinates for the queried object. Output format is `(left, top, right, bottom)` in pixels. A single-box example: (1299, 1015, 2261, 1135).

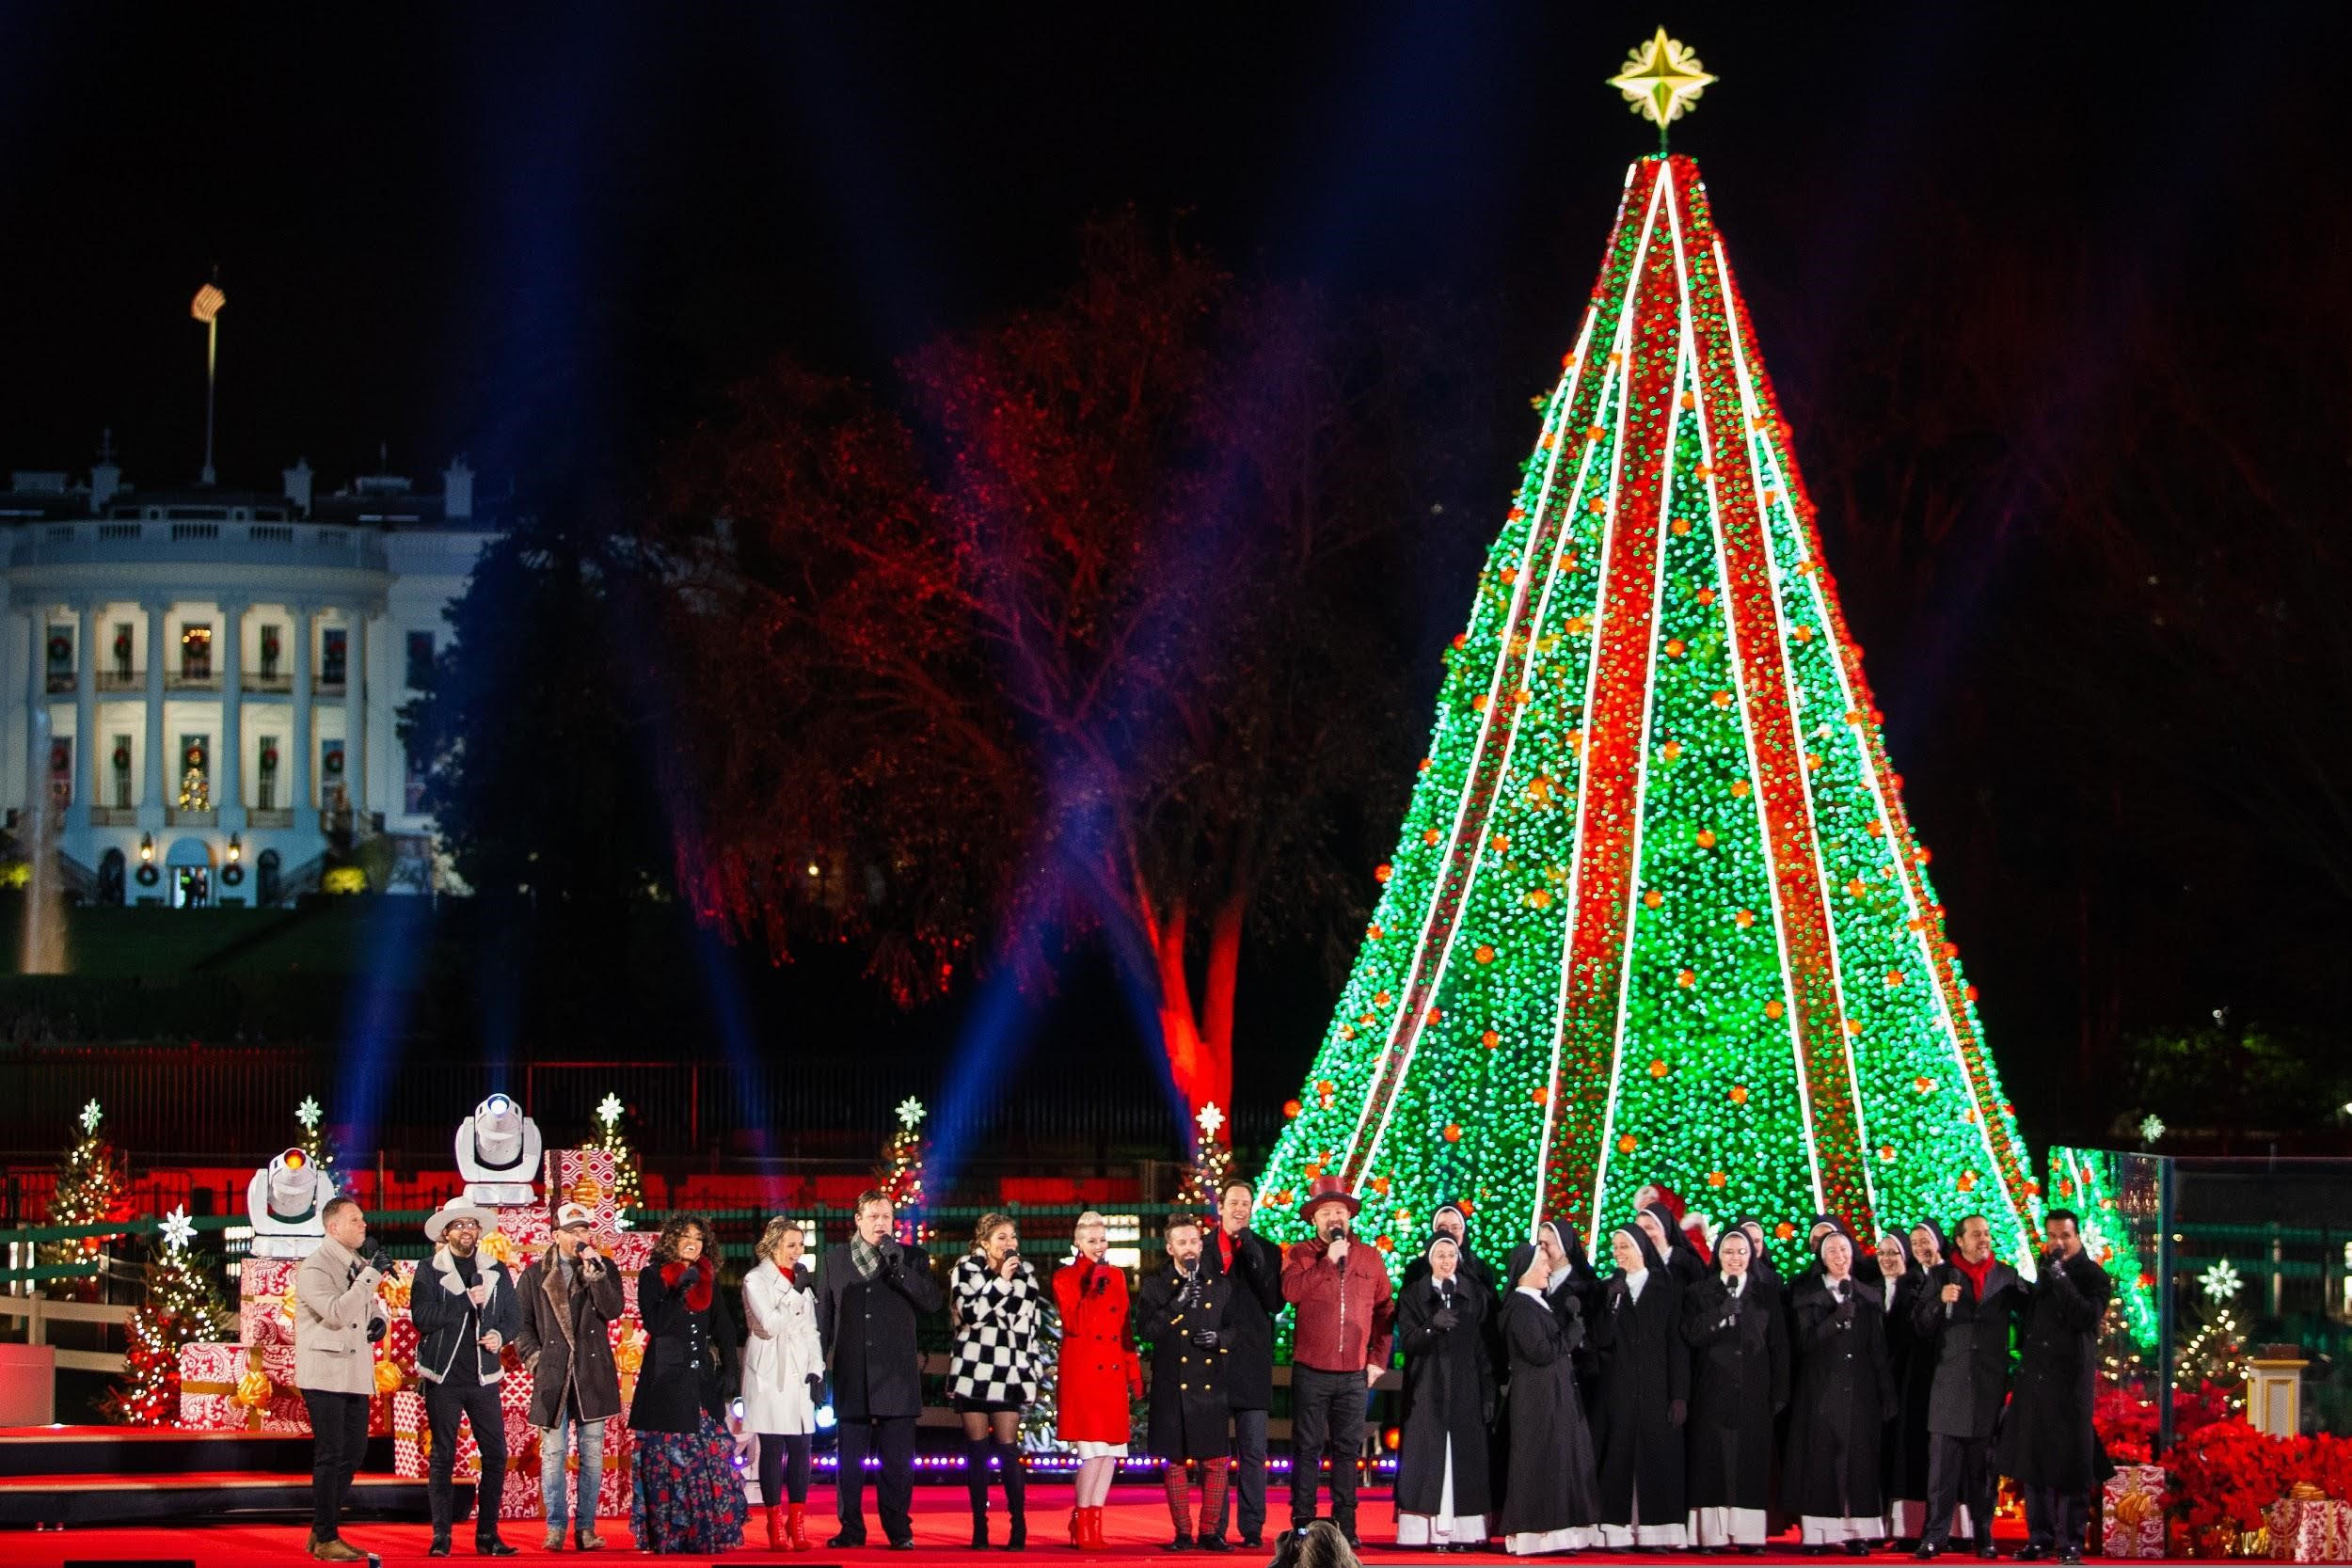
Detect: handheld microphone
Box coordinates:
(1323, 1219, 1350, 1243)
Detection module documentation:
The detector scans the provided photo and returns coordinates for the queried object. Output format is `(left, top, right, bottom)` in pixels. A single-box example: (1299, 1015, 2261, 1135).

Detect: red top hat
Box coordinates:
(1296, 1176, 1362, 1227)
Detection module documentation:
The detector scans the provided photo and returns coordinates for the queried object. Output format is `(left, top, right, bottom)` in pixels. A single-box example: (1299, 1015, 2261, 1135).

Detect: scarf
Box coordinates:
(1950, 1248, 1994, 1300)
(850, 1235, 884, 1280)
(660, 1254, 716, 1311)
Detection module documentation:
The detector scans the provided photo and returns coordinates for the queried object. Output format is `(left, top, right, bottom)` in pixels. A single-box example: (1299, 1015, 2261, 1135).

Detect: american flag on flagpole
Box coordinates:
(190, 282, 226, 324)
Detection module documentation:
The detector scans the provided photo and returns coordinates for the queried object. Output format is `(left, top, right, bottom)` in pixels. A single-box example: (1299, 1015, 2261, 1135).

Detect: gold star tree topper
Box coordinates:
(1610, 28, 1716, 134)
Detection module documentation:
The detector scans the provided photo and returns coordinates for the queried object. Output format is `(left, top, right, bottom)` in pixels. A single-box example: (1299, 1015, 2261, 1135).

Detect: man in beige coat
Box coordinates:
(295, 1196, 389, 1562)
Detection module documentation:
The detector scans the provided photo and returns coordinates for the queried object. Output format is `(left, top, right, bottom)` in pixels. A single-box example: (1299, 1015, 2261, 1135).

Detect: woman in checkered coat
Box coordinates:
(951, 1213, 1043, 1549)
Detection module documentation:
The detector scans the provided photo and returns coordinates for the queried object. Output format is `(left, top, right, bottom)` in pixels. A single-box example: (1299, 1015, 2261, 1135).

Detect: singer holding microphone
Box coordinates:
(294, 1196, 391, 1562)
(516, 1201, 626, 1552)
(413, 1196, 523, 1558)
(1280, 1177, 1395, 1549)
(1909, 1214, 2022, 1560)
(817, 1192, 945, 1550)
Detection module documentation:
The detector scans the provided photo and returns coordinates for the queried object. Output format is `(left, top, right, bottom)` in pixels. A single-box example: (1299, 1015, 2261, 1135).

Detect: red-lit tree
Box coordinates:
(658, 214, 1486, 1122)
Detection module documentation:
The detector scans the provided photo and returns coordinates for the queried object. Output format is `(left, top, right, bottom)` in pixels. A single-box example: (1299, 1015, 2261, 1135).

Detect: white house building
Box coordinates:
(2, 452, 499, 906)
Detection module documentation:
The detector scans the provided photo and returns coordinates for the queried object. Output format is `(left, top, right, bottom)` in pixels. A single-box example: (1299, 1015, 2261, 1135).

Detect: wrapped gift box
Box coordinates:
(392, 1380, 638, 1521)
(2269, 1498, 2352, 1562)
(545, 1148, 621, 1225)
(237, 1257, 301, 1343)
(490, 1205, 552, 1255)
(2102, 1464, 2167, 1560)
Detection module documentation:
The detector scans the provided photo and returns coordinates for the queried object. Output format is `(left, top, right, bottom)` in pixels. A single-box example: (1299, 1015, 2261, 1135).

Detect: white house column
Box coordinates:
(25, 612, 47, 818)
(72, 599, 96, 832)
(219, 598, 246, 832)
(348, 604, 369, 821)
(290, 601, 313, 831)
(140, 600, 165, 824)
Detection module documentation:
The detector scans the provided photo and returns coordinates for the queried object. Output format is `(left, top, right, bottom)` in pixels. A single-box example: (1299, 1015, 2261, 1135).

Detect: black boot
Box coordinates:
(967, 1436, 993, 1549)
(995, 1436, 1028, 1551)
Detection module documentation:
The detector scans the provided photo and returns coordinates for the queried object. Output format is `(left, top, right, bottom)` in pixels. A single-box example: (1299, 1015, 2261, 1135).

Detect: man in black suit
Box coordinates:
(1202, 1177, 1285, 1549)
(1910, 1213, 2024, 1560)
(1999, 1211, 2114, 1565)
(817, 1191, 945, 1549)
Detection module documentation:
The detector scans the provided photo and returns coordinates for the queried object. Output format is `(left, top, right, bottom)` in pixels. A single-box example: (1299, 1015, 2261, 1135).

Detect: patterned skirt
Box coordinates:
(630, 1410, 748, 1553)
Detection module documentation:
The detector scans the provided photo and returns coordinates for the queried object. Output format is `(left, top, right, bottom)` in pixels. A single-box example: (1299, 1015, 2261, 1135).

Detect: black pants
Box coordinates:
(1923, 1432, 1996, 1549)
(301, 1387, 373, 1542)
(1288, 1368, 1365, 1535)
(1227, 1407, 1269, 1543)
(835, 1416, 917, 1544)
(2024, 1484, 2088, 1552)
(424, 1376, 507, 1542)
(759, 1431, 813, 1506)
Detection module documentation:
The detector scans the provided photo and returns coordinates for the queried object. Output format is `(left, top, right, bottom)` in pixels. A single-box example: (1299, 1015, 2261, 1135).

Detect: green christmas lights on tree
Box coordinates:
(105, 1206, 228, 1426)
(1176, 1101, 1235, 1211)
(2048, 1144, 2158, 1349)
(1257, 44, 2043, 1276)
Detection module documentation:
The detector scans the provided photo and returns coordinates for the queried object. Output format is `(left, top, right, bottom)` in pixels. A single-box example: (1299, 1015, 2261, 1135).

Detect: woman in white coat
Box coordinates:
(742, 1216, 826, 1553)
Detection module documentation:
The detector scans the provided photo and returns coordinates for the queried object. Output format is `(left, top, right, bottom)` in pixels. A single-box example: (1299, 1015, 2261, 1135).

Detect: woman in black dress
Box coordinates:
(1395, 1236, 1497, 1550)
(1786, 1227, 1897, 1553)
(629, 1213, 750, 1554)
(1680, 1227, 1785, 1550)
(1496, 1231, 1601, 1555)
(1592, 1226, 1687, 1549)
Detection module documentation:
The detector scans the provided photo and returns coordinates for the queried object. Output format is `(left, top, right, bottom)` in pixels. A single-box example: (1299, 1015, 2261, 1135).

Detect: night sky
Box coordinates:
(4, 5, 2336, 487)
(4, 4, 2346, 1144)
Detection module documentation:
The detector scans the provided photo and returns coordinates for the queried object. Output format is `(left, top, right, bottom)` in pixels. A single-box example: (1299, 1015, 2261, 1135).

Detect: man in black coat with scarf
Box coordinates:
(818, 1191, 946, 1550)
(1203, 1177, 1285, 1550)
(1998, 1211, 2113, 1564)
(1909, 1214, 2023, 1560)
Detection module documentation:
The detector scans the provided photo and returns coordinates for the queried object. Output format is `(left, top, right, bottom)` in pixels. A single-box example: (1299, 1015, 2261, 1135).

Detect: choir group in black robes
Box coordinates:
(1382, 1201, 2109, 1560)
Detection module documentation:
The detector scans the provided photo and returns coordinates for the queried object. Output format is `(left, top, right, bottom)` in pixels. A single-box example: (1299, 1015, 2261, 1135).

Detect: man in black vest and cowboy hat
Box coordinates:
(1279, 1176, 1395, 1548)
(412, 1196, 522, 1557)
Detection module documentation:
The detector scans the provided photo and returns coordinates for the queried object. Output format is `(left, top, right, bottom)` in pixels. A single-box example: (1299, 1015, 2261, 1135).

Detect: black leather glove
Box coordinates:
(1668, 1398, 1687, 1427)
(1429, 1307, 1460, 1332)
(1561, 1292, 1582, 1320)
(1188, 1329, 1219, 1349)
(807, 1372, 825, 1399)
(366, 1316, 388, 1343)
(1833, 1296, 1856, 1323)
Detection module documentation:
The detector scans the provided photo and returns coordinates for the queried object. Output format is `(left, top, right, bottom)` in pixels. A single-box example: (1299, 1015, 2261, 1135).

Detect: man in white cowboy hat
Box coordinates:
(1279, 1176, 1395, 1548)
(413, 1196, 522, 1558)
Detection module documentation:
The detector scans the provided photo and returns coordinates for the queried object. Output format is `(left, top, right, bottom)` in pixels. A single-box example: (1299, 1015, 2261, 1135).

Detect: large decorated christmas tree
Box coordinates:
(1258, 33, 2042, 1273)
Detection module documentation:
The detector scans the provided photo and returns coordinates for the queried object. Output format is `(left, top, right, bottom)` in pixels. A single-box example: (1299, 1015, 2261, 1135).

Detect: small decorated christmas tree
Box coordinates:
(1176, 1101, 1234, 1211)
(878, 1097, 930, 1242)
(104, 1207, 228, 1425)
(2180, 1259, 2249, 1411)
(40, 1099, 125, 1294)
(294, 1095, 339, 1180)
(586, 1092, 645, 1212)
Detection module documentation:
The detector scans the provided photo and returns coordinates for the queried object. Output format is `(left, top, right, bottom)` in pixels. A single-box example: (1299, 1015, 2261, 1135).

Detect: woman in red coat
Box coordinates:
(1056, 1211, 1138, 1550)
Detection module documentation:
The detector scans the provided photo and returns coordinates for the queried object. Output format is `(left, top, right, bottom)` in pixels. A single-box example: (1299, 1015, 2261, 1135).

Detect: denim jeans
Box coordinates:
(538, 1415, 607, 1533)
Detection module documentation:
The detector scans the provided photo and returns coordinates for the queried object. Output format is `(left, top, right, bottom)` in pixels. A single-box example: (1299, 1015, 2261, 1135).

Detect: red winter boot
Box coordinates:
(787, 1503, 814, 1552)
(767, 1507, 785, 1550)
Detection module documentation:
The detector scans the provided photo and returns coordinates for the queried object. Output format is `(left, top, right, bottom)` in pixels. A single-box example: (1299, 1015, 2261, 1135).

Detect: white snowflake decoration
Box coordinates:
(296, 1096, 323, 1132)
(160, 1204, 196, 1255)
(79, 1098, 103, 1134)
(596, 1092, 625, 1129)
(2200, 1258, 2242, 1303)
(1196, 1101, 1227, 1139)
(895, 1097, 926, 1130)
(2139, 1114, 2166, 1145)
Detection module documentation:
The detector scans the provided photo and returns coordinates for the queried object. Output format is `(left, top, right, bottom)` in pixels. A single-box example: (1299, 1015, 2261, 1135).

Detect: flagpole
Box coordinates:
(201, 311, 217, 486)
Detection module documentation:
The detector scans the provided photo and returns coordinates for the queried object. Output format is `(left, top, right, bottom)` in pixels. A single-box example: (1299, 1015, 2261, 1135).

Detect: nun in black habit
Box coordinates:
(1785, 1227, 1897, 1552)
(1496, 1226, 1601, 1556)
(1876, 1227, 1933, 1546)
(1637, 1203, 1708, 1291)
(1401, 1204, 1499, 1300)
(1591, 1225, 1688, 1548)
(1394, 1236, 1498, 1550)
(1680, 1227, 1786, 1549)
